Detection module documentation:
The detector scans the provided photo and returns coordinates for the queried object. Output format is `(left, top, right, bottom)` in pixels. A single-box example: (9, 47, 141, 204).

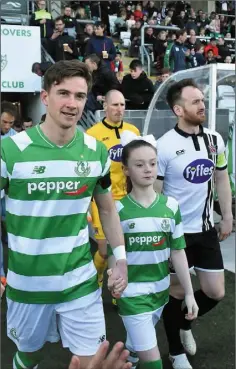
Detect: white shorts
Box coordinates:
(7, 289, 106, 356)
(122, 306, 164, 352)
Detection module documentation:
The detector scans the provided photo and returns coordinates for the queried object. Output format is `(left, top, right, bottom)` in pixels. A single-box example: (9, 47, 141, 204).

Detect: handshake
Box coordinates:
(107, 259, 128, 298)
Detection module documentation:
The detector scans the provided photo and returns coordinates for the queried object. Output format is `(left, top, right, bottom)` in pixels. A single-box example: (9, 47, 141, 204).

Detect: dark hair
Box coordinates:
(31, 62, 40, 73)
(40, 114, 46, 123)
(94, 21, 105, 29)
(207, 48, 214, 53)
(161, 67, 170, 75)
(166, 78, 200, 111)
(84, 53, 101, 65)
(54, 16, 65, 24)
(43, 60, 92, 92)
(13, 120, 23, 129)
(23, 117, 33, 123)
(196, 43, 204, 51)
(129, 59, 143, 70)
(1, 101, 17, 118)
(121, 140, 157, 193)
(176, 29, 187, 39)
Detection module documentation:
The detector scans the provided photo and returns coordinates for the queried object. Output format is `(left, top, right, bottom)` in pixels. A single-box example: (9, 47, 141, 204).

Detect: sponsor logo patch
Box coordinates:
(183, 159, 214, 184)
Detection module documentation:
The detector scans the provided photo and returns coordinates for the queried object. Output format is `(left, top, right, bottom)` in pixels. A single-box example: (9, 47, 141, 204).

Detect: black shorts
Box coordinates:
(170, 228, 224, 273)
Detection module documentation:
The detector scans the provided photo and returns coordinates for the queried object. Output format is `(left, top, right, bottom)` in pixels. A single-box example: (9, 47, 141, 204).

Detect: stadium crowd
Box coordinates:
(29, 0, 235, 111)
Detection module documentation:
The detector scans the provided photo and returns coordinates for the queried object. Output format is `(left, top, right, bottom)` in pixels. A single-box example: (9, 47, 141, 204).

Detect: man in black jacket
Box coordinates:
(84, 54, 121, 112)
(121, 59, 155, 110)
(62, 5, 77, 38)
(48, 17, 79, 62)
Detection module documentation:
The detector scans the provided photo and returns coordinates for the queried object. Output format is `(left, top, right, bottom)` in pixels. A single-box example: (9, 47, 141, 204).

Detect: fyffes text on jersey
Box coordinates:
(108, 144, 123, 162)
(183, 159, 214, 184)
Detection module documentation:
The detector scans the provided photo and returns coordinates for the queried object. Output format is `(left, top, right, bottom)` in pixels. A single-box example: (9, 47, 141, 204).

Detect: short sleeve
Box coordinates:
(216, 133, 227, 170)
(94, 142, 111, 195)
(170, 203, 186, 250)
(156, 138, 168, 180)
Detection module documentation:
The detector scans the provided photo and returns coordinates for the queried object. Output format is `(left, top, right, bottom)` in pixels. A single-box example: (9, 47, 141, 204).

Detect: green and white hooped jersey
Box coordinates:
(1, 126, 111, 304)
(112, 194, 185, 316)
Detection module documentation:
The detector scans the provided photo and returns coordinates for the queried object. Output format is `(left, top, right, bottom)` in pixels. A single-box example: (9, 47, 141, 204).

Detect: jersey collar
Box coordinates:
(102, 118, 123, 138)
(174, 124, 204, 138)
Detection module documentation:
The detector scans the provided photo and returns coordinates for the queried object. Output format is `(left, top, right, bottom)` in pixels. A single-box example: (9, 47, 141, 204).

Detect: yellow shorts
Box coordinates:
(91, 200, 105, 240)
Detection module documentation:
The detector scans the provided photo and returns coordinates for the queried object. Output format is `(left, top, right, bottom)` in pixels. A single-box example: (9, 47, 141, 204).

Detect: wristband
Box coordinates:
(112, 245, 126, 261)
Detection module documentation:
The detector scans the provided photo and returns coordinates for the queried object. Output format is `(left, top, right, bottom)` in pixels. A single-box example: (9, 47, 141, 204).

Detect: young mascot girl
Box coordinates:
(108, 131, 199, 369)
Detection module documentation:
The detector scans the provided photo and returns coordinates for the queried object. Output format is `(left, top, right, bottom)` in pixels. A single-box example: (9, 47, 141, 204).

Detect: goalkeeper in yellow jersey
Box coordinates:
(87, 90, 139, 287)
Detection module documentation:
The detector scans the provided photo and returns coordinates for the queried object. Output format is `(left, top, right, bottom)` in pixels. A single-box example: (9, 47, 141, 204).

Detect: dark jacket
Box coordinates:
(170, 41, 187, 72)
(62, 15, 77, 29)
(85, 35, 116, 68)
(48, 33, 78, 62)
(30, 9, 53, 38)
(121, 72, 155, 110)
(92, 61, 121, 97)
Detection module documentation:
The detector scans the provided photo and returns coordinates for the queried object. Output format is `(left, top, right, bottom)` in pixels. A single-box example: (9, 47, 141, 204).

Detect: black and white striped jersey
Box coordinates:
(157, 124, 227, 233)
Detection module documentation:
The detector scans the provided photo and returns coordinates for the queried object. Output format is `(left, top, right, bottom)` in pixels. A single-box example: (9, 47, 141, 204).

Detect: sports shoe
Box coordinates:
(180, 329, 197, 356)
(169, 354, 193, 369)
(127, 350, 139, 368)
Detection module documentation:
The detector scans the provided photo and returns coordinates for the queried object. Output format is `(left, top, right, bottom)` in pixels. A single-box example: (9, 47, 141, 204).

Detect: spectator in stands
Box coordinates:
(30, 0, 53, 39)
(49, 17, 79, 62)
(217, 36, 231, 60)
(62, 5, 77, 39)
(133, 4, 143, 21)
(194, 43, 206, 66)
(126, 14, 136, 31)
(154, 67, 171, 91)
(185, 31, 201, 51)
(165, 30, 188, 73)
(84, 54, 120, 112)
(225, 55, 232, 64)
(22, 117, 33, 130)
(111, 52, 124, 81)
(206, 49, 217, 64)
(121, 59, 154, 110)
(185, 17, 198, 34)
(1, 102, 17, 137)
(175, 10, 187, 29)
(144, 27, 156, 45)
(225, 33, 235, 50)
(153, 30, 167, 74)
(85, 22, 116, 69)
(32, 61, 53, 77)
(146, 1, 159, 18)
(164, 9, 174, 26)
(209, 14, 221, 36)
(78, 23, 94, 58)
(129, 20, 142, 57)
(114, 10, 127, 35)
(197, 12, 210, 32)
(204, 37, 219, 58)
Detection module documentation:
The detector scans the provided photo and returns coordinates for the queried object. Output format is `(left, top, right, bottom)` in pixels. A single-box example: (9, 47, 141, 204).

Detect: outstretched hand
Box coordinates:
(68, 341, 132, 369)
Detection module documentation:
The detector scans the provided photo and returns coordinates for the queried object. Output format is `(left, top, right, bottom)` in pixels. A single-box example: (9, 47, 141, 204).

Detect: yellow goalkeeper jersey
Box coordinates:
(87, 118, 140, 200)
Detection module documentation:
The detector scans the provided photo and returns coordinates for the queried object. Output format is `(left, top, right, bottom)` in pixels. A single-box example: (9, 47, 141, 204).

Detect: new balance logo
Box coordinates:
(32, 166, 46, 174)
(98, 334, 106, 344)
